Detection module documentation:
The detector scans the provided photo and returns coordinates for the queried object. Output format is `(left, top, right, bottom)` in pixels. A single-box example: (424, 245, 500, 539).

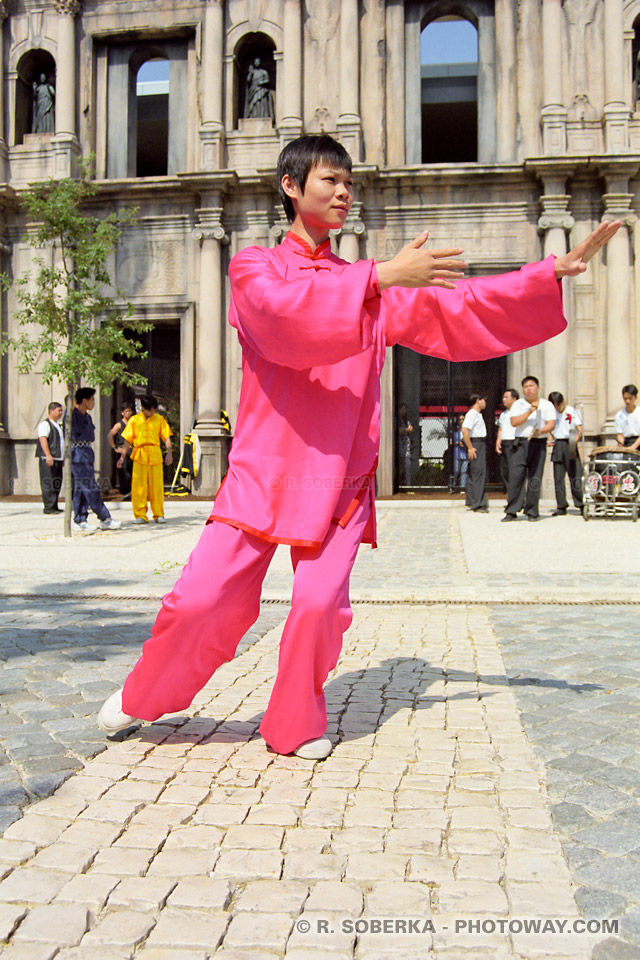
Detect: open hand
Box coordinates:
(377, 230, 467, 290)
(555, 221, 621, 278)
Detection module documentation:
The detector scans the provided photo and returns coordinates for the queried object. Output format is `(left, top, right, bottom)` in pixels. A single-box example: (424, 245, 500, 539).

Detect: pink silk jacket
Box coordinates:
(209, 231, 566, 548)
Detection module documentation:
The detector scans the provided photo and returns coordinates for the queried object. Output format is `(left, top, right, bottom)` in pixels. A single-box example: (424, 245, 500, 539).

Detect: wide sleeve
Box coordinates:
(229, 246, 380, 370)
(160, 417, 172, 442)
(121, 419, 136, 445)
(382, 256, 566, 362)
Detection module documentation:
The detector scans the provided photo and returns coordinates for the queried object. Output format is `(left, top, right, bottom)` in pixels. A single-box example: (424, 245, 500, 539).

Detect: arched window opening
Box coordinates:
(421, 16, 478, 163)
(16, 49, 56, 145)
(135, 56, 169, 177)
(633, 16, 640, 109)
(234, 33, 276, 127)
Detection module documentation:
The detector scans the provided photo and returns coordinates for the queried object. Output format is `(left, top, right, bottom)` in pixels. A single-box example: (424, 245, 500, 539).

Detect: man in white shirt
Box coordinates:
(502, 376, 556, 522)
(548, 391, 583, 515)
(462, 393, 488, 512)
(496, 388, 519, 493)
(36, 401, 64, 514)
(614, 384, 640, 450)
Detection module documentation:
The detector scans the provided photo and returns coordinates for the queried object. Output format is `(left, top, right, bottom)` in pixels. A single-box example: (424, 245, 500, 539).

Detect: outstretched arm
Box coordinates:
(554, 221, 621, 278)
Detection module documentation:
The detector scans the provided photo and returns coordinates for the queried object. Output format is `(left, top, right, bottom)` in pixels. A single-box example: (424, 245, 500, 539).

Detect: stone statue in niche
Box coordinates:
(243, 58, 273, 119)
(32, 74, 55, 133)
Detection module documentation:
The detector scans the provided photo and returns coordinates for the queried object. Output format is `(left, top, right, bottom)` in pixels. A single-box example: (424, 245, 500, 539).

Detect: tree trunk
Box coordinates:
(63, 385, 74, 538)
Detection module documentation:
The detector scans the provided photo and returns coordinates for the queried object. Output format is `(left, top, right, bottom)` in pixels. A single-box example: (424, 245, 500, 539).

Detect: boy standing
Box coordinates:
(72, 388, 121, 533)
(615, 385, 640, 449)
(36, 401, 64, 514)
(548, 391, 583, 515)
(502, 376, 557, 522)
(462, 393, 488, 512)
(99, 135, 619, 759)
(118, 396, 173, 524)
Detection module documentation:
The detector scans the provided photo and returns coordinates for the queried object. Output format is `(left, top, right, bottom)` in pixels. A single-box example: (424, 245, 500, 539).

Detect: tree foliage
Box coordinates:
(1, 159, 151, 536)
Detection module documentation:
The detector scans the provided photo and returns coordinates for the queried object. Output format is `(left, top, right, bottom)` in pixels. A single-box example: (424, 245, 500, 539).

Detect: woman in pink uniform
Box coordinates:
(99, 135, 619, 760)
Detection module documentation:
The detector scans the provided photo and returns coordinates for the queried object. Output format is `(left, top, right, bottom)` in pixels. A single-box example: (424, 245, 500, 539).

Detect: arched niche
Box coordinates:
(15, 49, 56, 144)
(234, 32, 276, 127)
(405, 0, 495, 164)
(420, 14, 478, 162)
(132, 52, 170, 177)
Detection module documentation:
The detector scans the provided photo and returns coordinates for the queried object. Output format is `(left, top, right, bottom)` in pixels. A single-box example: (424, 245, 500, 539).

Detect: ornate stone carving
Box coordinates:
(601, 194, 637, 228)
(538, 195, 575, 233)
(0, 3, 9, 23)
(54, 0, 82, 15)
(194, 208, 229, 243)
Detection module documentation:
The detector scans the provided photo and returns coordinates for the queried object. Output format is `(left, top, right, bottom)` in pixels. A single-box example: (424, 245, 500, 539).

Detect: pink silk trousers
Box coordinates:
(121, 496, 370, 754)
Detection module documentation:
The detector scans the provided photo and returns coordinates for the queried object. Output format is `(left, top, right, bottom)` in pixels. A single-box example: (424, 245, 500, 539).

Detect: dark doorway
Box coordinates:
(394, 347, 507, 491)
(113, 323, 181, 485)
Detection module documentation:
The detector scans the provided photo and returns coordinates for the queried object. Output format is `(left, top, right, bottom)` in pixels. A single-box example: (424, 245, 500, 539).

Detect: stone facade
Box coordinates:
(0, 0, 639, 496)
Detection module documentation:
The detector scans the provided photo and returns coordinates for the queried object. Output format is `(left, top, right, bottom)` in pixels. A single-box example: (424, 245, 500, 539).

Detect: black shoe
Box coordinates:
(43, 509, 61, 514)
(473, 507, 489, 513)
(501, 514, 517, 522)
(527, 515, 539, 522)
(551, 509, 567, 516)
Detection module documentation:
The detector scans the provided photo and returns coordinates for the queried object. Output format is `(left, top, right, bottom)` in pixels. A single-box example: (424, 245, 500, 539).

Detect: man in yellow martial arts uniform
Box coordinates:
(118, 396, 173, 524)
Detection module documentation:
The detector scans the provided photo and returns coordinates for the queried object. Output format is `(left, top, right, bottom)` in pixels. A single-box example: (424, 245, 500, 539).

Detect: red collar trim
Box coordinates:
(285, 231, 332, 260)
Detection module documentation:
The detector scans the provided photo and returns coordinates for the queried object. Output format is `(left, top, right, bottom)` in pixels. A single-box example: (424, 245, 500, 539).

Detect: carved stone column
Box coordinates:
(385, 0, 404, 166)
(337, 206, 365, 263)
(603, 0, 629, 152)
(200, 0, 225, 169)
(278, 0, 303, 146)
(337, 0, 362, 159)
(54, 0, 80, 138)
(495, 0, 517, 162)
(602, 190, 636, 417)
(193, 203, 231, 494)
(541, 0, 567, 155)
(538, 193, 574, 395)
(0, 213, 9, 494)
(0, 4, 8, 175)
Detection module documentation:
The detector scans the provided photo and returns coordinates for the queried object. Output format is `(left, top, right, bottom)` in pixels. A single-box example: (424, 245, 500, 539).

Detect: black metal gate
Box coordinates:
(394, 346, 507, 491)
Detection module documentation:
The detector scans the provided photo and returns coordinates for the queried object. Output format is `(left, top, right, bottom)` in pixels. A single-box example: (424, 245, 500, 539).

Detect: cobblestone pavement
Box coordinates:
(0, 500, 638, 958)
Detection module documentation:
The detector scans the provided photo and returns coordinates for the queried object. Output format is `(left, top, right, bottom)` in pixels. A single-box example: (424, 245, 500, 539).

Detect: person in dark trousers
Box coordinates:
(502, 376, 556, 522)
(107, 403, 134, 498)
(71, 387, 122, 533)
(36, 401, 64, 514)
(496, 388, 519, 492)
(462, 393, 488, 512)
(548, 391, 583, 515)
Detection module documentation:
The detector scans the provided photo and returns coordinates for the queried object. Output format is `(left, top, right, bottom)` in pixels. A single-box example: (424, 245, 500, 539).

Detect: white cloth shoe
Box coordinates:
(293, 736, 333, 760)
(72, 520, 95, 533)
(97, 688, 137, 734)
(154, 517, 167, 524)
(132, 517, 147, 524)
(100, 518, 121, 530)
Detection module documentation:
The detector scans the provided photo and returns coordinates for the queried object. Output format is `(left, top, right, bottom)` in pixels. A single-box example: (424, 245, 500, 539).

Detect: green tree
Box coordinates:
(1, 161, 151, 537)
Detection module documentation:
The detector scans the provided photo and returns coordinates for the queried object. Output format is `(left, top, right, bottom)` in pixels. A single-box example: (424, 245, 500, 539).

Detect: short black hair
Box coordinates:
(470, 393, 485, 405)
(48, 401, 62, 412)
(277, 134, 352, 222)
(121, 402, 134, 412)
(521, 375, 539, 387)
(548, 391, 564, 406)
(140, 395, 158, 411)
(504, 388, 519, 400)
(622, 384, 638, 397)
(75, 387, 96, 403)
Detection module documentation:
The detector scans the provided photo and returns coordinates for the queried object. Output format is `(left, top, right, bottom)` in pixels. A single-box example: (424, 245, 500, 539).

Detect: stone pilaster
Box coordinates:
(52, 0, 81, 176)
(603, 0, 629, 152)
(538, 193, 574, 395)
(541, 0, 567, 155)
(193, 202, 231, 494)
(601, 188, 637, 420)
(336, 204, 365, 263)
(0, 4, 8, 180)
(495, 0, 517, 162)
(200, 0, 225, 170)
(336, 0, 362, 160)
(278, 0, 303, 147)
